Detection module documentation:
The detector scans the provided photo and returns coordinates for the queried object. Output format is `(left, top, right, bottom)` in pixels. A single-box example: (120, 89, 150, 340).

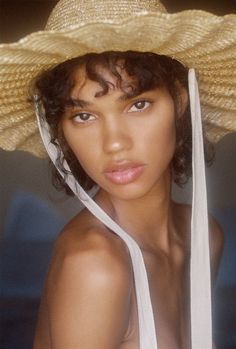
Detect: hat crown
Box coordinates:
(46, 0, 167, 31)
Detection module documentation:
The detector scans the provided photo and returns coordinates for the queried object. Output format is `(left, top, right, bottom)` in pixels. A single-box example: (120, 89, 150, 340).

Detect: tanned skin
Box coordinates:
(33, 67, 224, 349)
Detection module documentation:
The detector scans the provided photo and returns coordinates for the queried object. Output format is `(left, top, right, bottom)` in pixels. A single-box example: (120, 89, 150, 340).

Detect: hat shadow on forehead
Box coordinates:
(46, 0, 167, 31)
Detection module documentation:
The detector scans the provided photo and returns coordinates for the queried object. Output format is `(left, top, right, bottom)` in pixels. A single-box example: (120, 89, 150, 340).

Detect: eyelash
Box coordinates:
(72, 112, 96, 123)
(128, 99, 152, 113)
(71, 99, 152, 123)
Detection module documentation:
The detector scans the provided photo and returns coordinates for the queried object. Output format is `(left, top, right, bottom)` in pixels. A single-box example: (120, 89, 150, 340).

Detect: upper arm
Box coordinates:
(45, 232, 131, 349)
(209, 215, 224, 284)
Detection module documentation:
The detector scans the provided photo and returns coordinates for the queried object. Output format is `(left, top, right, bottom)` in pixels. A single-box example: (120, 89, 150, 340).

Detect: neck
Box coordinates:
(96, 171, 178, 252)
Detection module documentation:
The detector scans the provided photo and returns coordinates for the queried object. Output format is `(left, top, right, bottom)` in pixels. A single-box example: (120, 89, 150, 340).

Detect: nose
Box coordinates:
(102, 117, 132, 154)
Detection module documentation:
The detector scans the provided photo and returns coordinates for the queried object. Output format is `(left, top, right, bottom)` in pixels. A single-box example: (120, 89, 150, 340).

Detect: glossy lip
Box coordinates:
(104, 161, 146, 185)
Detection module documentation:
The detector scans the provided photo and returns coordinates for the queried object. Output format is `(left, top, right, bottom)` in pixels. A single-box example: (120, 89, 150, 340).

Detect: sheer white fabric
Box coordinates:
(189, 69, 212, 348)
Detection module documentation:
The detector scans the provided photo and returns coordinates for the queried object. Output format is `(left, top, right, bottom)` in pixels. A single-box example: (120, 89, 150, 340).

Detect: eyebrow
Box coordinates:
(66, 98, 92, 108)
(66, 90, 143, 109)
(118, 91, 137, 101)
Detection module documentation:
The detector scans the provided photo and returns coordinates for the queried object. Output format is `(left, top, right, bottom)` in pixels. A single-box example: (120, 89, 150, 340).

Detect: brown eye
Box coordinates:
(128, 100, 151, 113)
(135, 101, 146, 109)
(80, 113, 91, 120)
(73, 112, 96, 123)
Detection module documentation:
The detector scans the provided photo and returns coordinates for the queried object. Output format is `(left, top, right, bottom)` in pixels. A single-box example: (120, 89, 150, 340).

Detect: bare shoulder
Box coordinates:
(48, 208, 132, 292)
(208, 214, 224, 250)
(208, 214, 224, 281)
(34, 209, 133, 348)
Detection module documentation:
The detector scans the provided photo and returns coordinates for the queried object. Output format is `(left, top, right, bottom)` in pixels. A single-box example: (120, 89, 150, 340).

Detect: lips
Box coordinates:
(104, 161, 145, 185)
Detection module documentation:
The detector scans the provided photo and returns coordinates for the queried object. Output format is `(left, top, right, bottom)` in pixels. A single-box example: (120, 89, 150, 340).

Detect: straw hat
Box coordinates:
(0, 0, 235, 157)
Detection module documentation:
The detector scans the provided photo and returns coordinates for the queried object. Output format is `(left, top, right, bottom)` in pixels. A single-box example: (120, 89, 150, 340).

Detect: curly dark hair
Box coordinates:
(32, 51, 213, 195)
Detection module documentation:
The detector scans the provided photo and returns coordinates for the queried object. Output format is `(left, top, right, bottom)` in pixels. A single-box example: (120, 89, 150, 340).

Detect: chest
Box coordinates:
(124, 250, 191, 349)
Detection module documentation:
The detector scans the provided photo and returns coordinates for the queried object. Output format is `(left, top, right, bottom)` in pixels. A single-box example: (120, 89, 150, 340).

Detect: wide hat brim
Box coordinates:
(0, 10, 236, 157)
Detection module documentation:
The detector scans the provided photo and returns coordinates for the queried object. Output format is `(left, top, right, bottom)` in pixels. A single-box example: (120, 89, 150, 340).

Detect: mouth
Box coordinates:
(104, 162, 146, 185)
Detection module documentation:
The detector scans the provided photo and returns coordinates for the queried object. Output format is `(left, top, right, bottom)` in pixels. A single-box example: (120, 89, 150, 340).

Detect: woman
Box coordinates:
(0, 0, 235, 348)
(33, 51, 223, 349)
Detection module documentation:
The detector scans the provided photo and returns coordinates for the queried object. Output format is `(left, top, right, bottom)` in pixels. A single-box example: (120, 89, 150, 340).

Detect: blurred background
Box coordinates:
(0, 1, 236, 349)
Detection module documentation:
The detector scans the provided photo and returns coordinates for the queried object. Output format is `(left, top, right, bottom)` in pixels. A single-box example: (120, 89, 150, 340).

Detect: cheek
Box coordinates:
(68, 138, 97, 171)
(154, 130, 175, 163)
(161, 118, 176, 150)
(61, 124, 97, 170)
(141, 110, 176, 166)
(143, 108, 176, 148)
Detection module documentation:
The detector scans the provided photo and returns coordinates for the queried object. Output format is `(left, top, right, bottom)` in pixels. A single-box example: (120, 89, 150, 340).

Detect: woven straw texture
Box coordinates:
(0, 0, 235, 157)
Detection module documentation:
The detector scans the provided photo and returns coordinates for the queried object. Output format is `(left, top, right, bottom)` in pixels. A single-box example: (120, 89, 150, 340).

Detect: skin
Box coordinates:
(33, 66, 224, 349)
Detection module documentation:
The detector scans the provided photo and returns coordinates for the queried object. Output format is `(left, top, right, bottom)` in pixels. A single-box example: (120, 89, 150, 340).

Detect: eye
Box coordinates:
(72, 112, 96, 123)
(128, 100, 151, 113)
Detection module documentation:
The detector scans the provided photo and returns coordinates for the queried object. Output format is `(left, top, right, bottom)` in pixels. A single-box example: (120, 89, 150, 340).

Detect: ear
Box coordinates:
(176, 84, 188, 118)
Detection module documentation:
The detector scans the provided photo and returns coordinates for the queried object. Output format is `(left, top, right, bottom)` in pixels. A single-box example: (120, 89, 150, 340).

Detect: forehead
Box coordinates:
(70, 64, 137, 100)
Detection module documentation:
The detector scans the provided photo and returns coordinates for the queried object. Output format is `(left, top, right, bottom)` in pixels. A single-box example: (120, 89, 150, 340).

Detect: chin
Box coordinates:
(103, 182, 155, 202)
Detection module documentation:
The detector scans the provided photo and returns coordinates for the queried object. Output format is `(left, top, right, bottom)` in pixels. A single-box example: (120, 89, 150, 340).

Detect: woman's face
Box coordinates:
(61, 66, 178, 200)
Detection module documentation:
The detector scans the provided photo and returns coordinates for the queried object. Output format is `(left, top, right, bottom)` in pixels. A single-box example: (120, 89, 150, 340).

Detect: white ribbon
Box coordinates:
(189, 68, 212, 349)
